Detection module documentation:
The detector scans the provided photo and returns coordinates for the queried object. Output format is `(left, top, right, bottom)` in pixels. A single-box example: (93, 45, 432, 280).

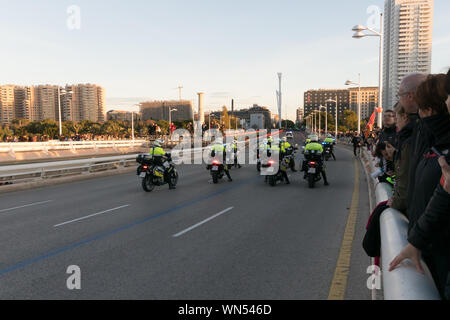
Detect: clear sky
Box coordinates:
(1, 0, 449, 119)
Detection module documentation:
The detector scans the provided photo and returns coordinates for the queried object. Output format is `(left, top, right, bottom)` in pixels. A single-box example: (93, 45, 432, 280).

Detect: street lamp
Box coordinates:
(326, 96, 338, 138)
(352, 13, 383, 128)
(312, 110, 320, 135)
(345, 73, 361, 135)
(130, 104, 141, 141)
(319, 105, 328, 136)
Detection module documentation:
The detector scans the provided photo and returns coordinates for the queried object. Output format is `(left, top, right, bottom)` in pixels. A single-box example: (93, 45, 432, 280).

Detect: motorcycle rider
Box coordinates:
(301, 136, 330, 186)
(231, 138, 242, 169)
(210, 140, 233, 182)
(323, 134, 337, 160)
(266, 141, 290, 184)
(150, 139, 176, 190)
(267, 136, 274, 148)
(281, 137, 297, 172)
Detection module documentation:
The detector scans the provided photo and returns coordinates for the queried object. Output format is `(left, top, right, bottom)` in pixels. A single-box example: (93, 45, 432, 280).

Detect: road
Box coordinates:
(0, 134, 372, 300)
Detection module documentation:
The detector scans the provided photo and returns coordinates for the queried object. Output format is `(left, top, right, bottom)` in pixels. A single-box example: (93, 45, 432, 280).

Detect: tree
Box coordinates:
(40, 120, 59, 139)
(281, 120, 295, 129)
(0, 126, 14, 141)
(103, 121, 123, 138)
(221, 106, 230, 130)
(340, 110, 358, 132)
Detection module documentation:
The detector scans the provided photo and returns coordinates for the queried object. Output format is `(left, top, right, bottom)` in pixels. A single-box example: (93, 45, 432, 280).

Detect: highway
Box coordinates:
(0, 134, 372, 300)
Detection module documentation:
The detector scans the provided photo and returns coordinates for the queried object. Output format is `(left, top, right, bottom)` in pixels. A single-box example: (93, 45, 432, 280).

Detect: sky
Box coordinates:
(1, 0, 449, 120)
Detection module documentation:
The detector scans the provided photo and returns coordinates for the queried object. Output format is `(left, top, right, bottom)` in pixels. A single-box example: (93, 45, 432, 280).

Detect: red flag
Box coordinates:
(366, 110, 376, 131)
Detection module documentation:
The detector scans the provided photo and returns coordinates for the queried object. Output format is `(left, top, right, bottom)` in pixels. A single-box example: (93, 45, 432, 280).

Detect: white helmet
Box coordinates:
(310, 135, 319, 142)
(153, 139, 163, 147)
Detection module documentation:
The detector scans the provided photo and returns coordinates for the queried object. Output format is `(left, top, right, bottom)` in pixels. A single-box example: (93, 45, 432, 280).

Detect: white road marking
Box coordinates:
(54, 205, 130, 228)
(0, 200, 53, 214)
(173, 207, 234, 238)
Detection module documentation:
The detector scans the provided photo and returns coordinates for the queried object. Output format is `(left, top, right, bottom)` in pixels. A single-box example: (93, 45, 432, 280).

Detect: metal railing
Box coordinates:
(0, 140, 148, 154)
(363, 149, 440, 300)
(0, 154, 139, 185)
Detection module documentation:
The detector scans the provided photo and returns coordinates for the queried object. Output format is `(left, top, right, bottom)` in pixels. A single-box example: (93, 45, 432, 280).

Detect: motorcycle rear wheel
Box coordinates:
(268, 175, 276, 187)
(308, 174, 315, 189)
(212, 172, 219, 184)
(142, 175, 156, 192)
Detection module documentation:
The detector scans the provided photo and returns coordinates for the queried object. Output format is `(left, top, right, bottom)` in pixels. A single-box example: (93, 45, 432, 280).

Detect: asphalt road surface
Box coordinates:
(0, 133, 372, 300)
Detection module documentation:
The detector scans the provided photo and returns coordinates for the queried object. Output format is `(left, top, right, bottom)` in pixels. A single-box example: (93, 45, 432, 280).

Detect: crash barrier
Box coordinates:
(363, 149, 440, 300)
(0, 140, 148, 153)
(0, 155, 138, 185)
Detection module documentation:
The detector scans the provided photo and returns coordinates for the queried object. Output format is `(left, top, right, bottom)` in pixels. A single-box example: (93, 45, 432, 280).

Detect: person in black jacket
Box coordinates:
(390, 72, 450, 299)
(378, 109, 397, 147)
(351, 133, 362, 156)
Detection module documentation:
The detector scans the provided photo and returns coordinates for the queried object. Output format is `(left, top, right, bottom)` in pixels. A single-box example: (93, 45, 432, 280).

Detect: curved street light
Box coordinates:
(351, 14, 384, 129)
(345, 74, 362, 135)
(326, 97, 338, 138)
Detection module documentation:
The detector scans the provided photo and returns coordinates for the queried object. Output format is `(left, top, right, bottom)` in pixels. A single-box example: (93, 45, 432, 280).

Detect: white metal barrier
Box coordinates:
(0, 154, 139, 185)
(364, 150, 441, 300)
(380, 208, 441, 300)
(0, 140, 148, 154)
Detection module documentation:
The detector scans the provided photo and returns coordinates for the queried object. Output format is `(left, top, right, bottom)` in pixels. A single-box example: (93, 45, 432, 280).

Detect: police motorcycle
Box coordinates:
(261, 146, 290, 187)
(207, 143, 229, 184)
(207, 158, 227, 184)
(322, 142, 332, 161)
(136, 153, 178, 192)
(302, 148, 323, 189)
(256, 139, 268, 172)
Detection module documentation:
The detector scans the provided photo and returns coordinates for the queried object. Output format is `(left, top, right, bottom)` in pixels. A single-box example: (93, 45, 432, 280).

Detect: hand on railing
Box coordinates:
(389, 243, 424, 275)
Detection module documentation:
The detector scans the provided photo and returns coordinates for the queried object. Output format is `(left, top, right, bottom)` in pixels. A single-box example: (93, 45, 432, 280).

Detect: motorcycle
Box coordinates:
(136, 154, 178, 192)
(207, 158, 226, 184)
(303, 150, 323, 189)
(322, 143, 332, 161)
(261, 156, 289, 187)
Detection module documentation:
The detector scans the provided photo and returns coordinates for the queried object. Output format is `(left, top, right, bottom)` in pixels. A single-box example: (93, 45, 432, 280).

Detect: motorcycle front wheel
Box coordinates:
(170, 171, 178, 186)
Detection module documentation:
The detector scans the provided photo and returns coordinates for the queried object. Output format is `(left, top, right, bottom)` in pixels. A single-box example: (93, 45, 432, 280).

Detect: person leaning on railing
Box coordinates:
(390, 71, 450, 300)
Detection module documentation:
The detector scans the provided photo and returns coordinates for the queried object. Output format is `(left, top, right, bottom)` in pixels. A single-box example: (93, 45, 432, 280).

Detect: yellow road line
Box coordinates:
(328, 157, 360, 300)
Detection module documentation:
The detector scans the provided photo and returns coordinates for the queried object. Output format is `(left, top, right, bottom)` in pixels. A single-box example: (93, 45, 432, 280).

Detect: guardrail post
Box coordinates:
(9, 143, 16, 159)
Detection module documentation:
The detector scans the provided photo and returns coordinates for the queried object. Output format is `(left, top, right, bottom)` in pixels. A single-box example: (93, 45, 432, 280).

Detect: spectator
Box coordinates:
(402, 73, 432, 215)
(378, 109, 397, 147)
(390, 73, 450, 299)
(386, 103, 415, 214)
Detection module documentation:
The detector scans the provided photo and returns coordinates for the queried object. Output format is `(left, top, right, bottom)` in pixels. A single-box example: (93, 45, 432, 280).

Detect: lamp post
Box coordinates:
(313, 110, 320, 135)
(326, 96, 338, 138)
(319, 105, 328, 136)
(352, 13, 383, 128)
(345, 73, 362, 135)
(130, 104, 141, 141)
